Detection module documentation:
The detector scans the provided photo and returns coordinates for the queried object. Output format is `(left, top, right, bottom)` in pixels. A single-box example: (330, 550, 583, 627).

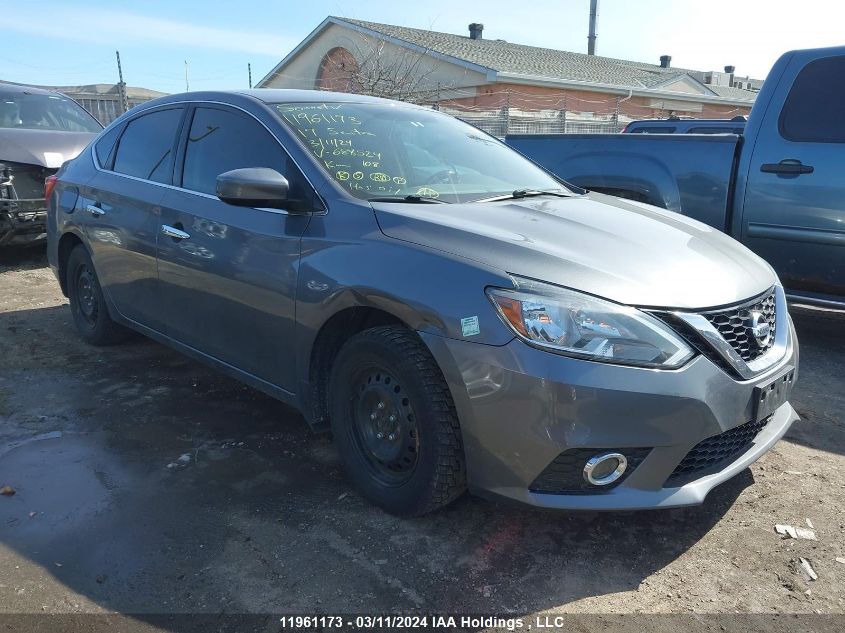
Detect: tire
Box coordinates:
(66, 244, 129, 346)
(329, 326, 466, 516)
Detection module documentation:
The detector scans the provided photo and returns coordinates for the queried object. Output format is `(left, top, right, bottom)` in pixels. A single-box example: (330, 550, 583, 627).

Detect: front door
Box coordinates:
(156, 105, 314, 393)
(740, 53, 845, 302)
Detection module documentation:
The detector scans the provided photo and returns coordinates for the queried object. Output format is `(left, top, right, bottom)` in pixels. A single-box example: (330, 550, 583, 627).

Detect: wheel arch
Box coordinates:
(57, 230, 86, 296)
(303, 304, 409, 431)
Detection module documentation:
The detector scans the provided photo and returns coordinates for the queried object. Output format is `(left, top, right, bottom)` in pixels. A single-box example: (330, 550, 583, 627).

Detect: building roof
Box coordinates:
(0, 80, 166, 100)
(323, 17, 758, 104)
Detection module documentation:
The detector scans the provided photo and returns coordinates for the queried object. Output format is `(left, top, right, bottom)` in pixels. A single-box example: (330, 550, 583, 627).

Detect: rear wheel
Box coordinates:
(66, 245, 129, 346)
(329, 326, 466, 516)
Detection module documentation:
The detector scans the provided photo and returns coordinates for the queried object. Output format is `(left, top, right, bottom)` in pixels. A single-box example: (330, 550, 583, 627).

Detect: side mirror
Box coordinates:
(216, 167, 305, 211)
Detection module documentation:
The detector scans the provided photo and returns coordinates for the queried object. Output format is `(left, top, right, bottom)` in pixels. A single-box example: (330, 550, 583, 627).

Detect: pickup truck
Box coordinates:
(507, 46, 845, 309)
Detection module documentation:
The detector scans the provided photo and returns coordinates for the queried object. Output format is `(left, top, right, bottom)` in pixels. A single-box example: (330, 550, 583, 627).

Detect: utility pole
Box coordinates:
(115, 50, 129, 114)
(184, 60, 189, 92)
(248, 63, 253, 89)
(587, 0, 599, 55)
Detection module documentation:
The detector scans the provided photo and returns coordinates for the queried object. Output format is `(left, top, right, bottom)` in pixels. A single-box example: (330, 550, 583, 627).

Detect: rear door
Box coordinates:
(740, 53, 845, 301)
(80, 106, 185, 330)
(156, 104, 314, 392)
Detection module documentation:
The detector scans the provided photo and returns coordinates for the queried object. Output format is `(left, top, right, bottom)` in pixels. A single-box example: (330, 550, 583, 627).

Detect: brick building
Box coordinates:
(257, 17, 760, 134)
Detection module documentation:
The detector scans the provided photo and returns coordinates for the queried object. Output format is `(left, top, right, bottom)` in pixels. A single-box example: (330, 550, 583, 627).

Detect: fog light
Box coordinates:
(583, 452, 628, 486)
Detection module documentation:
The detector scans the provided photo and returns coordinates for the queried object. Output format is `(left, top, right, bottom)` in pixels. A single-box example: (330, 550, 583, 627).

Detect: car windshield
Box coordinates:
(0, 91, 102, 132)
(273, 101, 571, 203)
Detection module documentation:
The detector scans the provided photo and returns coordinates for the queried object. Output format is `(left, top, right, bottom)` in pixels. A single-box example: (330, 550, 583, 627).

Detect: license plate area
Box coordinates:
(753, 365, 795, 423)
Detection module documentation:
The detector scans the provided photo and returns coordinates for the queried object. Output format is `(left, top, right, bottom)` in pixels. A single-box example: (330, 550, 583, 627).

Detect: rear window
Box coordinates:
(113, 108, 183, 183)
(0, 90, 101, 132)
(780, 55, 845, 143)
(628, 126, 676, 134)
(687, 127, 743, 134)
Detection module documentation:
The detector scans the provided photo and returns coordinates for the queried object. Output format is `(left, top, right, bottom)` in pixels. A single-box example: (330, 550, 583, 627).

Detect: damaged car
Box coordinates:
(1, 83, 101, 246)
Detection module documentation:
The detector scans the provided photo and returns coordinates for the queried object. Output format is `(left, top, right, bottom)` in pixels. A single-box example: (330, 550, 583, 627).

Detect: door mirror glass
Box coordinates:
(216, 167, 298, 210)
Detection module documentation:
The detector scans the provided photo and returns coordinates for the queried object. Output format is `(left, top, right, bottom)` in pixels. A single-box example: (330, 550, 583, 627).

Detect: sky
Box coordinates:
(2, 0, 844, 93)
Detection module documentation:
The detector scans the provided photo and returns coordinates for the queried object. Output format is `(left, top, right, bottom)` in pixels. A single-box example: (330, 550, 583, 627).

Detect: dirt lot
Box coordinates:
(0, 248, 843, 629)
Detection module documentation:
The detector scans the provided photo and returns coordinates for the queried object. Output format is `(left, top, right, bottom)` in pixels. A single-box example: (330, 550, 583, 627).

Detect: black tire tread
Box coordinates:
(330, 325, 466, 516)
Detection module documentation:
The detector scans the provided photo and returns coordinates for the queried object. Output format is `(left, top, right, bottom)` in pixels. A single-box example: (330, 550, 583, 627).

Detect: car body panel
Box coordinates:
(373, 191, 774, 310)
(157, 187, 309, 392)
(421, 313, 798, 508)
(0, 129, 96, 168)
(78, 169, 166, 330)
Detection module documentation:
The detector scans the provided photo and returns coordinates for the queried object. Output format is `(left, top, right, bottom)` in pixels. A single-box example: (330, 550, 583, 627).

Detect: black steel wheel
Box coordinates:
(66, 244, 129, 346)
(350, 366, 420, 485)
(329, 326, 466, 516)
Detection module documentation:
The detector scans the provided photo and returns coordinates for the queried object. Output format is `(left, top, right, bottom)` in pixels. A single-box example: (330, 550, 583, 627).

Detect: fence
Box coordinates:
(67, 92, 159, 126)
(438, 106, 626, 137)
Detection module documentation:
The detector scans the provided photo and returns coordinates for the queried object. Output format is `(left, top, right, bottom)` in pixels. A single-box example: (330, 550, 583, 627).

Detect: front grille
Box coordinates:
(665, 416, 771, 486)
(702, 290, 776, 363)
(530, 447, 651, 494)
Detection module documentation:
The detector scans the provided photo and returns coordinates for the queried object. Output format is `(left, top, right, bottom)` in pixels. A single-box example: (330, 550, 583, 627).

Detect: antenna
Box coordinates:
(248, 63, 253, 89)
(184, 60, 189, 92)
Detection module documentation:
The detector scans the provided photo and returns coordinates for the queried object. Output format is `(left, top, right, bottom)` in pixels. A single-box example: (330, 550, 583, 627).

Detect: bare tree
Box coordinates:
(318, 34, 450, 104)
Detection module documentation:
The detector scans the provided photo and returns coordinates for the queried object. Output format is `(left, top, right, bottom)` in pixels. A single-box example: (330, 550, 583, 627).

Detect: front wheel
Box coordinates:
(66, 245, 129, 346)
(329, 326, 466, 516)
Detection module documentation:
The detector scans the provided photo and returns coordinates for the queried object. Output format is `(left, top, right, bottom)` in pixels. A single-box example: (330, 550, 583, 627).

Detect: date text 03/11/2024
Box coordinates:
(276, 615, 591, 630)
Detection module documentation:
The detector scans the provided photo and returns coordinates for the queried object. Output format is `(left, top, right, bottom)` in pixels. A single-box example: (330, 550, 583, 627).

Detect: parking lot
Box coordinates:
(0, 247, 843, 626)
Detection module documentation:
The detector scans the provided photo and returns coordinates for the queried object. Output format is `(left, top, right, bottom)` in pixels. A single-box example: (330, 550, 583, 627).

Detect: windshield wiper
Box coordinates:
(475, 189, 572, 203)
(367, 195, 449, 204)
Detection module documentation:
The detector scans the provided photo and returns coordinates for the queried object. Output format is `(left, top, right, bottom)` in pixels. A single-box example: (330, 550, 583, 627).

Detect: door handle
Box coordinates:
(86, 204, 105, 216)
(161, 224, 191, 240)
(760, 160, 814, 175)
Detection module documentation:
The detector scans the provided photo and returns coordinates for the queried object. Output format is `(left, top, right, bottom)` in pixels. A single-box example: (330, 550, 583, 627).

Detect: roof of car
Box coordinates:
(0, 81, 64, 97)
(143, 89, 422, 109)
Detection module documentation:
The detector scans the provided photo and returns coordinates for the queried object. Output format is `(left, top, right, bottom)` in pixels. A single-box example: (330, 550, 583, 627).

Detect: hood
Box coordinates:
(373, 192, 776, 310)
(0, 128, 97, 168)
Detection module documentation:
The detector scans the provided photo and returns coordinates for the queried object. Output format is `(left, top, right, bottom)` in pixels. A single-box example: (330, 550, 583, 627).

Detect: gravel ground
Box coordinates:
(0, 248, 843, 631)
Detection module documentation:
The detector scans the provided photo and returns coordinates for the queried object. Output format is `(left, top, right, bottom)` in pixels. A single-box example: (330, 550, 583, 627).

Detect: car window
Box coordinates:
(628, 126, 676, 134)
(780, 55, 845, 143)
(0, 90, 102, 132)
(113, 108, 183, 183)
(687, 127, 743, 134)
(94, 124, 123, 169)
(181, 106, 310, 202)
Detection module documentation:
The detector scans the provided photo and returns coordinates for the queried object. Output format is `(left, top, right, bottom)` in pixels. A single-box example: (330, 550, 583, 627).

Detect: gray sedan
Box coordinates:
(46, 90, 798, 516)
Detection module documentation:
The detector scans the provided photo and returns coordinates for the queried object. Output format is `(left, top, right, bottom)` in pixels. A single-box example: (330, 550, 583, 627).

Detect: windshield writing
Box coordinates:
(274, 102, 568, 203)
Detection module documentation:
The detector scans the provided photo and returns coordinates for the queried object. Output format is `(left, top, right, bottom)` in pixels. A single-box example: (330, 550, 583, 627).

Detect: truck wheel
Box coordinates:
(66, 245, 129, 346)
(329, 326, 466, 516)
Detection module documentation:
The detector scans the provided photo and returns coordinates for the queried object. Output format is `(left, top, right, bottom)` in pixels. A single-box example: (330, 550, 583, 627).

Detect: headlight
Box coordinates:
(486, 277, 694, 368)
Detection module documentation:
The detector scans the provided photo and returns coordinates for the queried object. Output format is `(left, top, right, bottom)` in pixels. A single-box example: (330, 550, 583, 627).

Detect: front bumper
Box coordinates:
(0, 199, 48, 246)
(421, 316, 799, 510)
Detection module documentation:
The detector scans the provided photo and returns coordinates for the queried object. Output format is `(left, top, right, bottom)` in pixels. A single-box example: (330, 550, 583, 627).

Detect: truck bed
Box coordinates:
(506, 133, 742, 232)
